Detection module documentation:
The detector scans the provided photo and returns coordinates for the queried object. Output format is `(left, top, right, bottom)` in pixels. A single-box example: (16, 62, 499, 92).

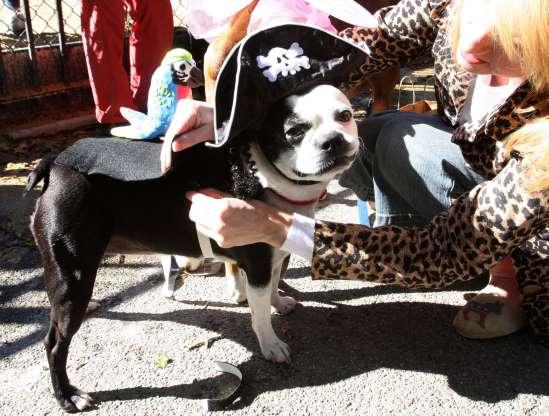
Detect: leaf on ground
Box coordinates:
(154, 353, 172, 369)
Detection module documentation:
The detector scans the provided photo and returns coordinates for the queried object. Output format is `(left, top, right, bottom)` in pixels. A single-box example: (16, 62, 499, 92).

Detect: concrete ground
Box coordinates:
(1, 163, 549, 415)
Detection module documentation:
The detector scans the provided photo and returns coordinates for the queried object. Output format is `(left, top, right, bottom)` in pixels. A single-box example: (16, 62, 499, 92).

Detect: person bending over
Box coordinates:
(161, 0, 549, 345)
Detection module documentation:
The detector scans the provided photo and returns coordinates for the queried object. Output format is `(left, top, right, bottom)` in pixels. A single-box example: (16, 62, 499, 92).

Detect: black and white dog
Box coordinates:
(27, 84, 359, 412)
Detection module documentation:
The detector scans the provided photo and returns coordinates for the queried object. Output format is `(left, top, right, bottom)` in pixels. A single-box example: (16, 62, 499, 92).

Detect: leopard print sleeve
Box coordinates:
(312, 158, 547, 287)
(312, 159, 549, 342)
(339, 0, 447, 91)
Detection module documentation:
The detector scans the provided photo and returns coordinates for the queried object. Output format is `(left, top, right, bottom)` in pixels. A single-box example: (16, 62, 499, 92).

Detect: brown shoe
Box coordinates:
(452, 292, 526, 339)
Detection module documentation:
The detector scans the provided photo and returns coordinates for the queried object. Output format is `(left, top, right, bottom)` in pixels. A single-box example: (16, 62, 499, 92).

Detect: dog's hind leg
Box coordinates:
(40, 235, 106, 412)
(44, 303, 94, 412)
(32, 169, 109, 412)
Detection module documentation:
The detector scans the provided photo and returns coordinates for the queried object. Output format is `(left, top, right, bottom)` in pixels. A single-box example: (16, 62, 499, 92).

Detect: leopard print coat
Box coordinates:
(312, 0, 549, 345)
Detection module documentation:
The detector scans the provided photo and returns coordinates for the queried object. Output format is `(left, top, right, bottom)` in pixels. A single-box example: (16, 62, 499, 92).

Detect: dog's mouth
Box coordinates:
(292, 154, 355, 178)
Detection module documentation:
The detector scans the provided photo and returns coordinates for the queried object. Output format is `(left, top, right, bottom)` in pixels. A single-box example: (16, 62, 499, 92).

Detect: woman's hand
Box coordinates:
(161, 99, 215, 173)
(186, 188, 293, 248)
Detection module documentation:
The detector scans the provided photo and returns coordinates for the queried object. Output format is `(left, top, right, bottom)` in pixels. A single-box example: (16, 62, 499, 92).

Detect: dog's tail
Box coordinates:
(23, 154, 57, 197)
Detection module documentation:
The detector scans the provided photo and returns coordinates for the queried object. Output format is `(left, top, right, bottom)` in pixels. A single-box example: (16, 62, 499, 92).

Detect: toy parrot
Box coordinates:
(111, 48, 204, 140)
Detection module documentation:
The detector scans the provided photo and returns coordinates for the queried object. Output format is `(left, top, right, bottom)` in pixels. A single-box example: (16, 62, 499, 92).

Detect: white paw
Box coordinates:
(227, 288, 247, 304)
(68, 389, 94, 411)
(259, 336, 291, 363)
(272, 295, 297, 315)
(162, 288, 175, 299)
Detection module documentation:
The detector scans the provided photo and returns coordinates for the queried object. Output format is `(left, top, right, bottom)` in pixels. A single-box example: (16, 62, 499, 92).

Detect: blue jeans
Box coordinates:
(340, 111, 485, 227)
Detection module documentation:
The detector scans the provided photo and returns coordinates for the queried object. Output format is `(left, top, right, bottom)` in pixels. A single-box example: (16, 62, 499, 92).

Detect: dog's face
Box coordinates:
(259, 85, 359, 182)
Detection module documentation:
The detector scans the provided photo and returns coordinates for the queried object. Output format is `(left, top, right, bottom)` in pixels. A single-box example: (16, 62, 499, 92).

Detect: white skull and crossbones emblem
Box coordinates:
(256, 42, 311, 82)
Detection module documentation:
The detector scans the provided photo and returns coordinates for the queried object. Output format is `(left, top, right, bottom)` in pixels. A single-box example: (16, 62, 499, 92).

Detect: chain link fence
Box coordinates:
(0, 0, 188, 99)
(0, 1, 187, 50)
(1, 0, 80, 51)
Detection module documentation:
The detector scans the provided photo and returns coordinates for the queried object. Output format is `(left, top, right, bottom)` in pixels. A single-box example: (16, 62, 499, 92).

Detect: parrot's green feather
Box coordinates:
(161, 48, 193, 65)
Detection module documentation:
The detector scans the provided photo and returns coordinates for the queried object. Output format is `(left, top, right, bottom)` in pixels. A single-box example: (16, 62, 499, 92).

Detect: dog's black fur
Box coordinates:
(26, 130, 278, 412)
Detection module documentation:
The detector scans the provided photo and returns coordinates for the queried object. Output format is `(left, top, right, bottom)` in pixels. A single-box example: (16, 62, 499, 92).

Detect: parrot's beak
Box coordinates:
(171, 61, 204, 88)
(187, 66, 205, 88)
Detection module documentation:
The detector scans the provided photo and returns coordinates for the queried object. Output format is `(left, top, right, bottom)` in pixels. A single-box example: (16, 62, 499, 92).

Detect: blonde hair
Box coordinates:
(504, 117, 549, 193)
(451, 0, 549, 93)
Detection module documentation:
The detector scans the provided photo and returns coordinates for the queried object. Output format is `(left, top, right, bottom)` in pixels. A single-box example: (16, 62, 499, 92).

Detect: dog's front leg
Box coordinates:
(245, 272, 291, 363)
(270, 251, 297, 315)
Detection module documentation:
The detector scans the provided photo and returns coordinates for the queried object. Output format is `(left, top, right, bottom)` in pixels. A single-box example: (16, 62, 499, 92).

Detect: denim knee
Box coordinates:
(338, 111, 399, 201)
(339, 148, 375, 201)
(372, 115, 484, 224)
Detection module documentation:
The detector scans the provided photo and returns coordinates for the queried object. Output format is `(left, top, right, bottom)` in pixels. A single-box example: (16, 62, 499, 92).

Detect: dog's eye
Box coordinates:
(286, 124, 308, 139)
(336, 110, 353, 123)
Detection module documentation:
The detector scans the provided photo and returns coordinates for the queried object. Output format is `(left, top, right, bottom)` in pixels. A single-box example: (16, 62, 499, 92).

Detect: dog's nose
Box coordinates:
(319, 133, 345, 153)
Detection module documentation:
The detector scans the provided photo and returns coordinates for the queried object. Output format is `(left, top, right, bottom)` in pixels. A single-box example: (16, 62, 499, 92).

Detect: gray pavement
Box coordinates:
(1, 177, 549, 416)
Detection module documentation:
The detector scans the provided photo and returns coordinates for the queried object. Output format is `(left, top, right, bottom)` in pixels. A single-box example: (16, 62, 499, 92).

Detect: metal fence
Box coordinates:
(0, 0, 187, 100)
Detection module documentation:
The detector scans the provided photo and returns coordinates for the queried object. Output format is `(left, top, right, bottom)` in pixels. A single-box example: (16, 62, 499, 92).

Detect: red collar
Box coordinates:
(267, 188, 327, 206)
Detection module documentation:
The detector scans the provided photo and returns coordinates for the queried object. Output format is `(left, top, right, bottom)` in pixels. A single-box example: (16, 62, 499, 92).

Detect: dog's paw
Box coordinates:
(162, 288, 175, 299)
(272, 295, 297, 315)
(59, 387, 94, 412)
(227, 287, 247, 304)
(260, 337, 291, 363)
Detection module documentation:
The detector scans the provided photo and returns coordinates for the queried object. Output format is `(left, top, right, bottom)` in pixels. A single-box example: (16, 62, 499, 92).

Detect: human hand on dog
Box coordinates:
(186, 188, 293, 248)
(161, 99, 215, 173)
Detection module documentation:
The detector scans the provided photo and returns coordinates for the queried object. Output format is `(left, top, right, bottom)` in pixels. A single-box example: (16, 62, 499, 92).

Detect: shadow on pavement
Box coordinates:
(0, 269, 164, 359)
(92, 294, 549, 406)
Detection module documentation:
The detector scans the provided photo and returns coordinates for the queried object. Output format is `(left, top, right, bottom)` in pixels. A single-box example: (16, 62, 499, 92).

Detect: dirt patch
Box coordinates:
(0, 124, 104, 186)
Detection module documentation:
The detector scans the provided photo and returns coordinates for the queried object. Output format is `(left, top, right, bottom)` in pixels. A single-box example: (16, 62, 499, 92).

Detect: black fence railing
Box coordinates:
(0, 0, 187, 98)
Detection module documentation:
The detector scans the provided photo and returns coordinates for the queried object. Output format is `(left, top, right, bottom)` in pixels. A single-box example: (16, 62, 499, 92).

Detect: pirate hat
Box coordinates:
(212, 23, 371, 147)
